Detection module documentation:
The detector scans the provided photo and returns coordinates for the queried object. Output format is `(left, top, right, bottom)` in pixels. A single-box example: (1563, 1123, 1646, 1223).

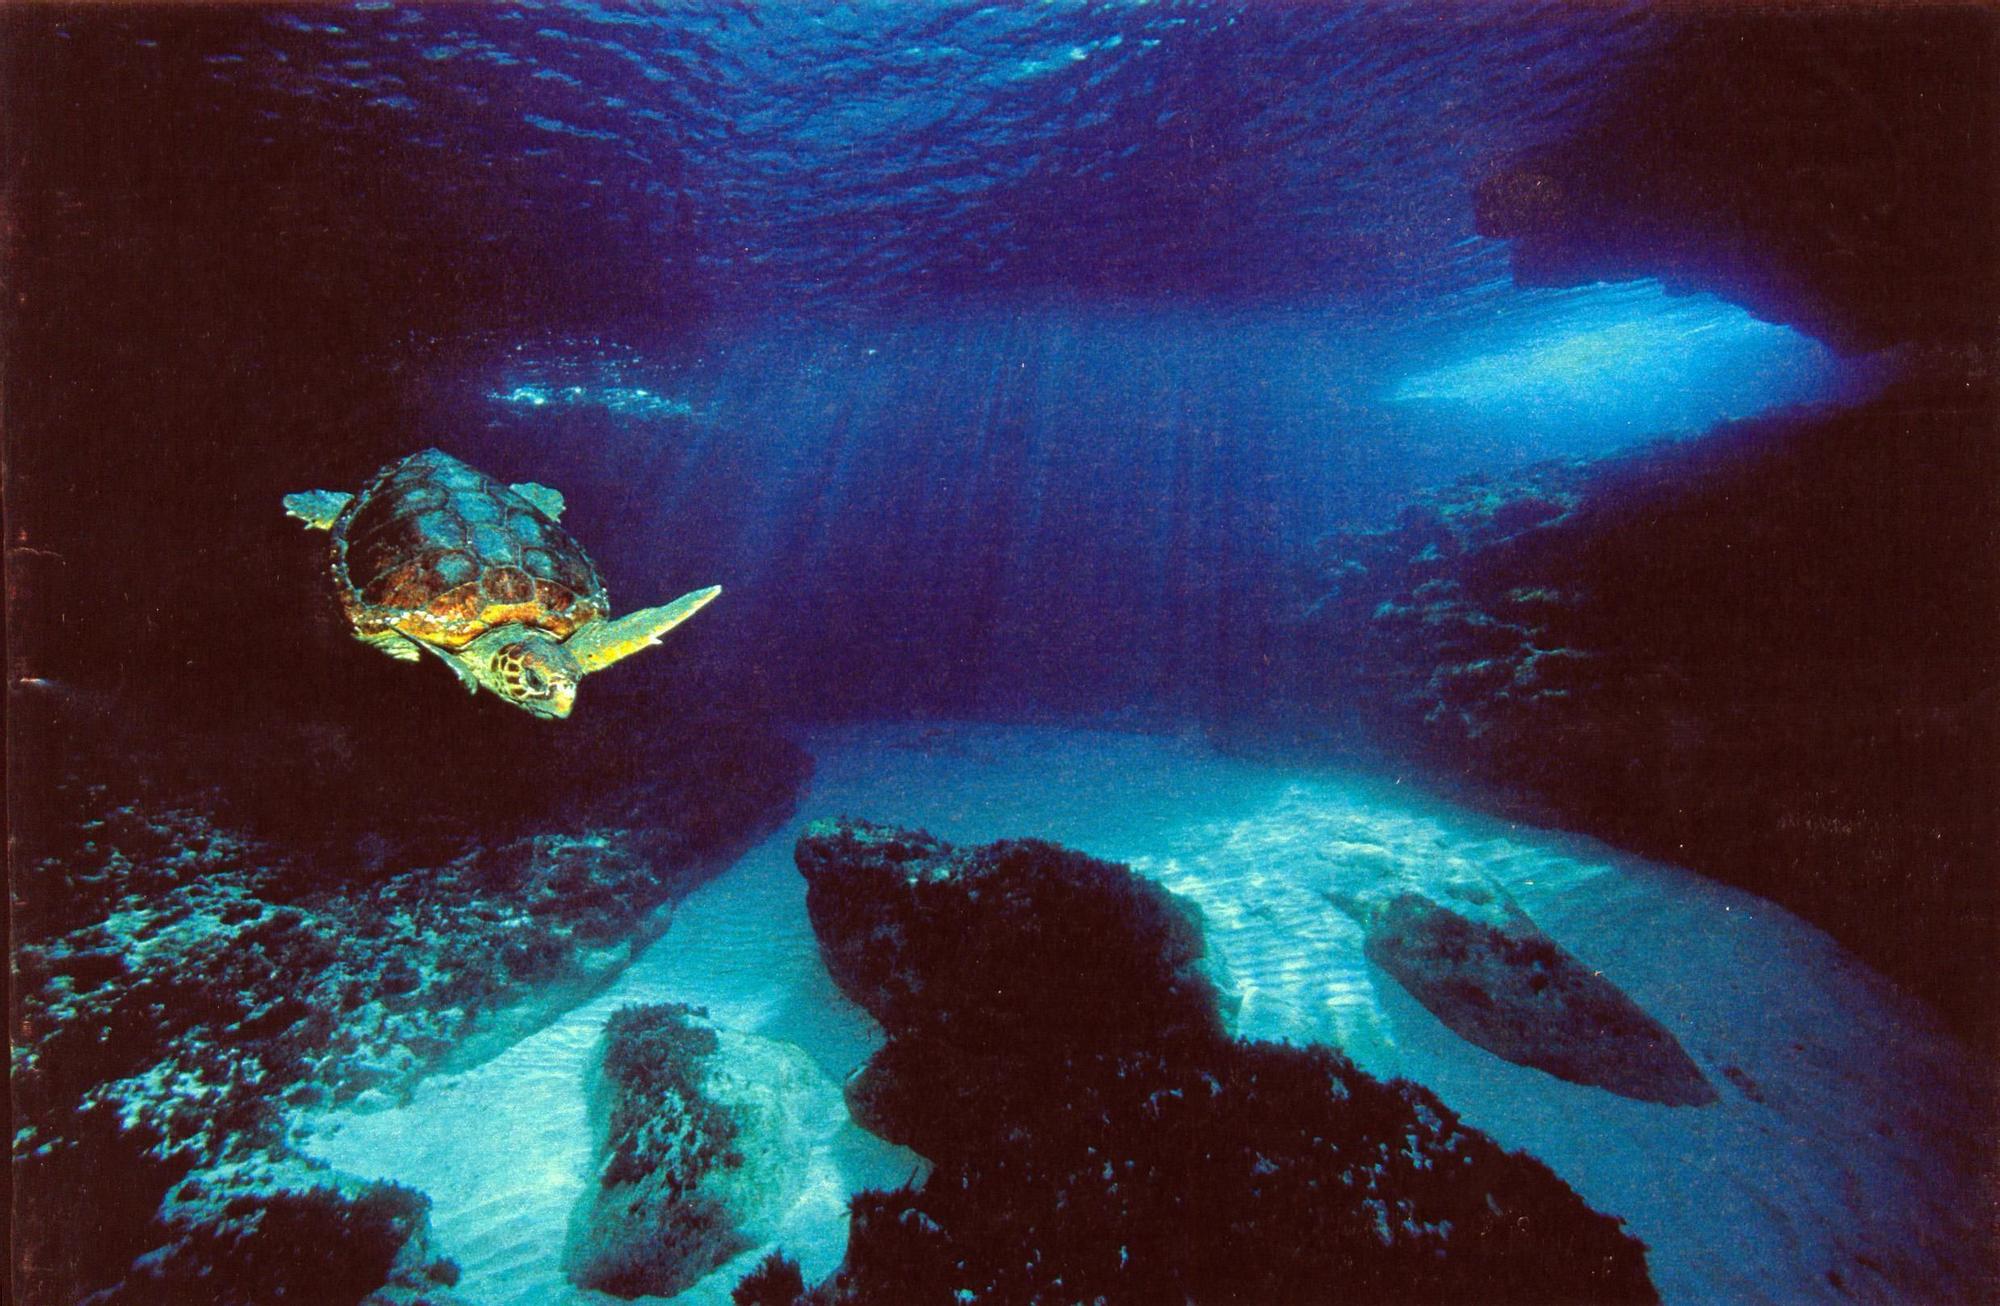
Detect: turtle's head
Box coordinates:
(482, 632, 582, 720)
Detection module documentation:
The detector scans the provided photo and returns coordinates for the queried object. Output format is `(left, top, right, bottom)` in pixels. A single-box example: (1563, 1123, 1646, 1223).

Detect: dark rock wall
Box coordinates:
(1281, 373, 1999, 1046)
(788, 820, 1658, 1305)
(1474, 7, 1998, 354)
(1448, 6, 1998, 1045)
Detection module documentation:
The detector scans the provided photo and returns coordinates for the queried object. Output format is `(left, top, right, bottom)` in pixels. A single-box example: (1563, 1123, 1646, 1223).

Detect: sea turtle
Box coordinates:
(284, 448, 719, 719)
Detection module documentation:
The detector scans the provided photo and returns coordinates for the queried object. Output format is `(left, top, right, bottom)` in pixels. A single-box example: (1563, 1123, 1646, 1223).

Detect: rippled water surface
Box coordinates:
(107, 1, 1666, 316)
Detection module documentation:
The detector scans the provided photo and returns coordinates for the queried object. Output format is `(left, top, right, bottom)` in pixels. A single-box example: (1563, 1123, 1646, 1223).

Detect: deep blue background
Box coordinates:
(0, 2, 1970, 728)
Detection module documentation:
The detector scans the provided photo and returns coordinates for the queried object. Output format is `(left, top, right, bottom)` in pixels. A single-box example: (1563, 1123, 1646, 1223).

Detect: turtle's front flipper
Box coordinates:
(358, 629, 424, 663)
(569, 585, 721, 674)
(284, 489, 353, 530)
(416, 639, 482, 694)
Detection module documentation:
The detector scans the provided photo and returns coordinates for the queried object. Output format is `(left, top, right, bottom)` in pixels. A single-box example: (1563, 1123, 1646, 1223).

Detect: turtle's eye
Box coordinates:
(522, 666, 548, 695)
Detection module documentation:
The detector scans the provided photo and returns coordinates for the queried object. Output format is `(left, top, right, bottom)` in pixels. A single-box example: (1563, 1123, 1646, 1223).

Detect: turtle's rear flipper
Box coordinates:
(570, 585, 721, 674)
(509, 482, 567, 520)
(284, 489, 354, 530)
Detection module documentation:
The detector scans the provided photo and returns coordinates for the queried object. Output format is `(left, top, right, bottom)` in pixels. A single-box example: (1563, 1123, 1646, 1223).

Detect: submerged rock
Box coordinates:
(102, 1171, 465, 1306)
(1340, 890, 1716, 1107)
(783, 819, 1658, 1304)
(1285, 375, 1999, 1050)
(796, 818, 1224, 1054)
(567, 1004, 747, 1297)
(8, 690, 809, 1305)
(567, 1003, 844, 1299)
(733, 1251, 809, 1306)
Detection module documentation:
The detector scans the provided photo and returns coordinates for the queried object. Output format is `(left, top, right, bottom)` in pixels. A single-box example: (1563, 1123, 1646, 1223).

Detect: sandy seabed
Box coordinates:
(304, 721, 1989, 1305)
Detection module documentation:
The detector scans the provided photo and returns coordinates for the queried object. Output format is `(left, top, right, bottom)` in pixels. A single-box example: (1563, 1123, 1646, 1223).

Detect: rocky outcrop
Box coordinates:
(567, 1003, 843, 1299)
(567, 1004, 748, 1297)
(779, 819, 1657, 1304)
(797, 819, 1225, 1055)
(8, 688, 808, 1306)
(1337, 890, 1715, 1107)
(1283, 373, 1999, 1048)
(89, 1162, 467, 1306)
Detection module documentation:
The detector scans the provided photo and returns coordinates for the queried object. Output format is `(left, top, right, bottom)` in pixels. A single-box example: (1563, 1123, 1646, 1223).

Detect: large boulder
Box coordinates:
(566, 1003, 846, 1299)
(75, 1159, 465, 1306)
(795, 818, 1223, 1055)
(1334, 888, 1715, 1107)
(781, 820, 1657, 1304)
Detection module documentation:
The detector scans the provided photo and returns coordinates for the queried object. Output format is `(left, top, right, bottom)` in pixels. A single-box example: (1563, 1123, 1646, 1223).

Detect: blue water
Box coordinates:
(20, 0, 1883, 725)
(450, 293, 1857, 719)
(175, 1, 1873, 718)
(17, 5, 1973, 1304)
(229, 1, 1663, 313)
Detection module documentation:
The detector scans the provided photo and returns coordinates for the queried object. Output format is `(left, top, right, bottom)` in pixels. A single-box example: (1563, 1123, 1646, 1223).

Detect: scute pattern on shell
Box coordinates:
(329, 449, 608, 649)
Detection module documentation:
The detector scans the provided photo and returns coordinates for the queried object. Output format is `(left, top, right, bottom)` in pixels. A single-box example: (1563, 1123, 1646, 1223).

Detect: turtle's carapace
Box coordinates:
(285, 449, 719, 719)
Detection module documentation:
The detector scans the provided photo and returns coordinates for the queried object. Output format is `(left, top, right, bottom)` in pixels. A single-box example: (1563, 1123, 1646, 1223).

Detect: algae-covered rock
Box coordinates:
(567, 1004, 842, 1299)
(794, 820, 1658, 1304)
(732, 1250, 808, 1305)
(9, 687, 810, 1305)
(567, 1004, 746, 1297)
(794, 817, 1223, 1054)
(87, 1160, 466, 1306)
(1343, 891, 1716, 1106)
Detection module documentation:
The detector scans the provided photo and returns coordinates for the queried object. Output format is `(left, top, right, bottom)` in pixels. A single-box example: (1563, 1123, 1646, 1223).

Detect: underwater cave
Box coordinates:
(7, 3, 1995, 1304)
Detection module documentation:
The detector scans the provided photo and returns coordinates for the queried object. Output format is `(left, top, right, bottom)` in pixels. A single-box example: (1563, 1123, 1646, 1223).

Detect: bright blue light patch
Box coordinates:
(487, 380, 693, 421)
(1388, 281, 1865, 452)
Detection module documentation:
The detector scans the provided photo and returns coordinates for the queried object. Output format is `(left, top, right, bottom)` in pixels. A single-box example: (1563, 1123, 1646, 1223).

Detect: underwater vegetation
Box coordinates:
(87, 1170, 457, 1306)
(568, 1001, 853, 1298)
(569, 1003, 747, 1297)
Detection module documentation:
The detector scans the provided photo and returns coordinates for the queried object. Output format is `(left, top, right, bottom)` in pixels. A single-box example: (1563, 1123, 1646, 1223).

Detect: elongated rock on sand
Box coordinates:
(1341, 889, 1716, 1106)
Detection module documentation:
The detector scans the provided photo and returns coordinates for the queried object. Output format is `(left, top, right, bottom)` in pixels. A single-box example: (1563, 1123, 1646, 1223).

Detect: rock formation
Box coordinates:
(1284, 372, 1998, 1048)
(1474, 7, 1996, 355)
(1335, 889, 1715, 1107)
(777, 818, 1658, 1304)
(8, 690, 808, 1304)
(567, 1003, 844, 1299)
